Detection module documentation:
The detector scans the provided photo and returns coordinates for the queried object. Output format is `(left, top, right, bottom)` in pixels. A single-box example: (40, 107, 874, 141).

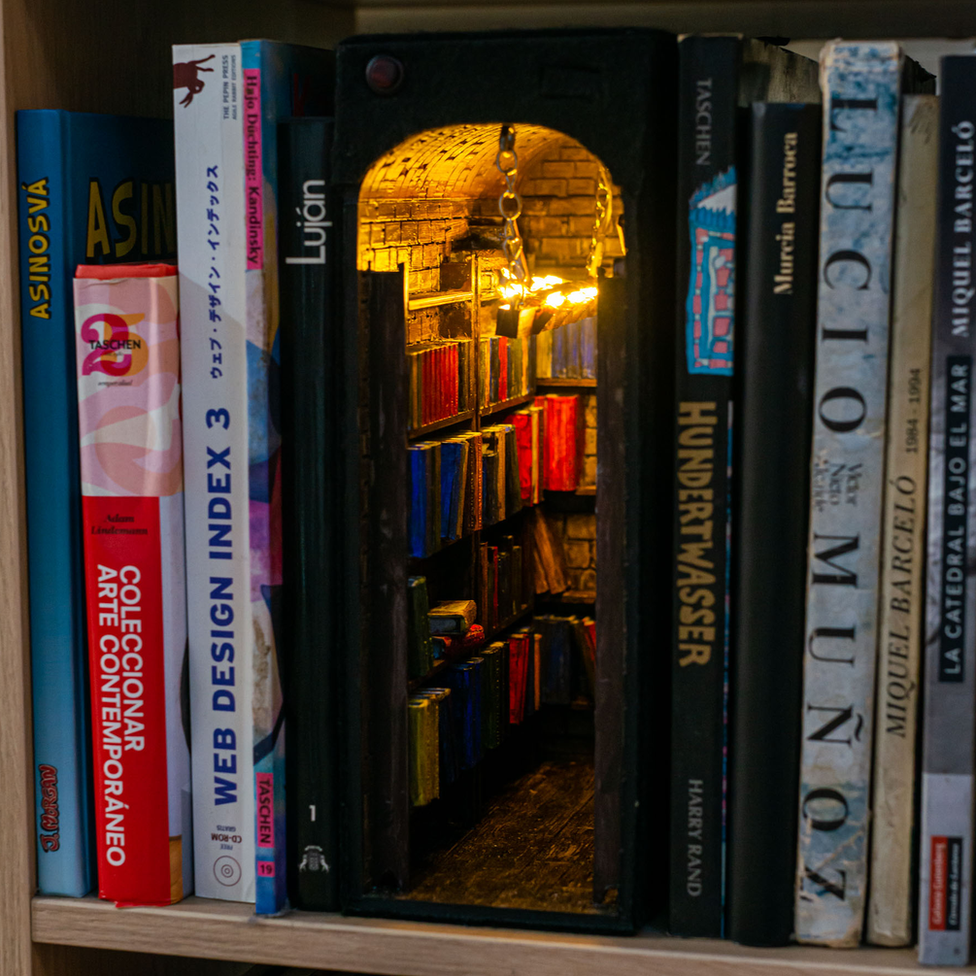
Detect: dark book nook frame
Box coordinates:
(322, 28, 678, 933)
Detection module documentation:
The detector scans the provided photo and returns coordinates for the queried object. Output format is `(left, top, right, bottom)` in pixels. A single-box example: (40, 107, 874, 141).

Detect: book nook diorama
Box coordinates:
(324, 29, 678, 931)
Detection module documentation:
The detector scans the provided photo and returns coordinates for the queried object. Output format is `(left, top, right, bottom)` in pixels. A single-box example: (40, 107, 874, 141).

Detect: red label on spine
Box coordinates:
(84, 495, 171, 905)
(256, 772, 274, 848)
(930, 835, 948, 931)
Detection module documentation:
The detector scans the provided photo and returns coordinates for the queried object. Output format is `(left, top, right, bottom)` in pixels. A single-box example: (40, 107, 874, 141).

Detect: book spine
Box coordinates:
(74, 268, 191, 905)
(16, 111, 94, 897)
(919, 57, 976, 966)
(241, 42, 293, 915)
(868, 93, 938, 948)
(279, 117, 339, 911)
(728, 102, 820, 948)
(174, 42, 256, 904)
(796, 41, 903, 947)
(670, 34, 739, 938)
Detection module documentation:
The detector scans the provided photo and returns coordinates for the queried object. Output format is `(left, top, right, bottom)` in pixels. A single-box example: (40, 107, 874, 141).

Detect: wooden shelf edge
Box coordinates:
(32, 896, 938, 976)
(537, 377, 597, 388)
(481, 391, 536, 419)
(408, 409, 475, 440)
(407, 288, 475, 311)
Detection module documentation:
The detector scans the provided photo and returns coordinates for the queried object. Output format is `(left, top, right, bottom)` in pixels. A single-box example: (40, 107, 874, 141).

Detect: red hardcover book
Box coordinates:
(544, 394, 580, 490)
(451, 342, 461, 414)
(431, 346, 439, 422)
(508, 632, 531, 723)
(512, 410, 534, 503)
(73, 264, 190, 906)
(422, 348, 431, 426)
(439, 345, 447, 421)
(439, 345, 447, 420)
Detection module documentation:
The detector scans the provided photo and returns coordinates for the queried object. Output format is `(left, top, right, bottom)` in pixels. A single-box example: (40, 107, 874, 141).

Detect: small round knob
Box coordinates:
(366, 55, 404, 95)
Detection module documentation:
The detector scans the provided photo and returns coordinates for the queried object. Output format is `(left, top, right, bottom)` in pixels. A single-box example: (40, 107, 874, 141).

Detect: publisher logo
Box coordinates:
(930, 835, 963, 931)
(174, 54, 215, 107)
(80, 313, 148, 378)
(38, 764, 60, 853)
(256, 772, 274, 849)
(214, 855, 242, 887)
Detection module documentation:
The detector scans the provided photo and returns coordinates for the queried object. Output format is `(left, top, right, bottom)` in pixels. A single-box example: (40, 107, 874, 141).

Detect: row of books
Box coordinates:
(536, 316, 597, 381)
(407, 614, 597, 806)
(670, 36, 976, 965)
(30, 22, 975, 957)
(407, 395, 587, 557)
(478, 334, 535, 408)
(408, 339, 474, 429)
(18, 40, 337, 914)
(477, 537, 526, 635)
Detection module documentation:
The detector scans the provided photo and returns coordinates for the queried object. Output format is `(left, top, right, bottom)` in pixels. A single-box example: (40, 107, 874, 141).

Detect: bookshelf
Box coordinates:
(0, 2, 968, 975)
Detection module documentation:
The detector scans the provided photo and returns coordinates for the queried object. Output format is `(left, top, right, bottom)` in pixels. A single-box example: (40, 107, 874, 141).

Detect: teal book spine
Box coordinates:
(16, 109, 175, 897)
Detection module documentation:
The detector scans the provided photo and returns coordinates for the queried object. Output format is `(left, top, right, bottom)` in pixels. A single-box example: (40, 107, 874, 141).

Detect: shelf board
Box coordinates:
(575, 485, 596, 496)
(481, 392, 536, 419)
(407, 288, 474, 311)
(408, 409, 475, 440)
(537, 378, 596, 388)
(32, 896, 935, 976)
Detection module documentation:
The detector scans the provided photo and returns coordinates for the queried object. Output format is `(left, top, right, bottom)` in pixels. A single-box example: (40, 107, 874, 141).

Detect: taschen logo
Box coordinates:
(80, 312, 148, 377)
(173, 53, 215, 107)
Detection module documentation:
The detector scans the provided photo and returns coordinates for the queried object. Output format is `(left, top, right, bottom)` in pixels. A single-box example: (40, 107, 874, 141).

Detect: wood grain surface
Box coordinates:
(33, 895, 944, 976)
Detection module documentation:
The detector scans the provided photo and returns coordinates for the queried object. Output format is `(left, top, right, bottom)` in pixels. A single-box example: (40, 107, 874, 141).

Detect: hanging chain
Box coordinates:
(585, 163, 614, 279)
(496, 124, 527, 304)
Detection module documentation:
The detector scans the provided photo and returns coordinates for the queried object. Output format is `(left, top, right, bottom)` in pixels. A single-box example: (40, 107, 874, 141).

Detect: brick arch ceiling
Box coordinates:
(360, 122, 601, 201)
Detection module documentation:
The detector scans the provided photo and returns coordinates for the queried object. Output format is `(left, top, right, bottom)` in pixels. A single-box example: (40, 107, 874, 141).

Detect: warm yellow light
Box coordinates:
(566, 286, 598, 304)
(544, 292, 566, 308)
(530, 275, 565, 290)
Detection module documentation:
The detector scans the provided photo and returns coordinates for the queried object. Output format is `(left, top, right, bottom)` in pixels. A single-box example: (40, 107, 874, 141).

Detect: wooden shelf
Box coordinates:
(408, 409, 475, 440)
(575, 485, 596, 496)
(537, 378, 597, 388)
(407, 288, 475, 311)
(31, 895, 939, 976)
(481, 392, 536, 419)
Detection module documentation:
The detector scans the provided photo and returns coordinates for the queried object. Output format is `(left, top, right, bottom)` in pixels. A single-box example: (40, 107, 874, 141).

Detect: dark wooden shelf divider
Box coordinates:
(408, 409, 476, 441)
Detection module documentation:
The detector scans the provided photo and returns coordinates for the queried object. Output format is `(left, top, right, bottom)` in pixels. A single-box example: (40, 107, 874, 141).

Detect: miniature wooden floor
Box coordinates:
(404, 758, 608, 914)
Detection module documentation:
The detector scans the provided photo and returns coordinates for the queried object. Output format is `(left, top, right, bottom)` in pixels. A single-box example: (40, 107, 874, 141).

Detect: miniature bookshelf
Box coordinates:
(1, 2, 969, 975)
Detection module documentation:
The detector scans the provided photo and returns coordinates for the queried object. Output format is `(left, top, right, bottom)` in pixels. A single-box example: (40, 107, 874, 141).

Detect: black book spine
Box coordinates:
(727, 102, 820, 946)
(670, 35, 740, 938)
(279, 117, 340, 910)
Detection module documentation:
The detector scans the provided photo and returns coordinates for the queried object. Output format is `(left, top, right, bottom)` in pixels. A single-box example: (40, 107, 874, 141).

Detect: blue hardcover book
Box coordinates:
(16, 110, 175, 896)
(408, 445, 429, 557)
(566, 319, 582, 379)
(440, 440, 463, 541)
(235, 40, 335, 916)
(581, 316, 597, 380)
(552, 324, 567, 378)
(448, 661, 483, 769)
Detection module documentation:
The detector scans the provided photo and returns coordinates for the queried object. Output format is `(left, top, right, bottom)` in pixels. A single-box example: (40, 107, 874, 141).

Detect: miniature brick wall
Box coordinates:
(548, 510, 597, 595)
(358, 125, 624, 344)
(513, 135, 625, 276)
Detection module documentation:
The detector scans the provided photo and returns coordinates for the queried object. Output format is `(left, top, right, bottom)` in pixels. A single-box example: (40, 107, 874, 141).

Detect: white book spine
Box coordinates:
(174, 42, 256, 902)
(795, 41, 903, 947)
(867, 93, 938, 947)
